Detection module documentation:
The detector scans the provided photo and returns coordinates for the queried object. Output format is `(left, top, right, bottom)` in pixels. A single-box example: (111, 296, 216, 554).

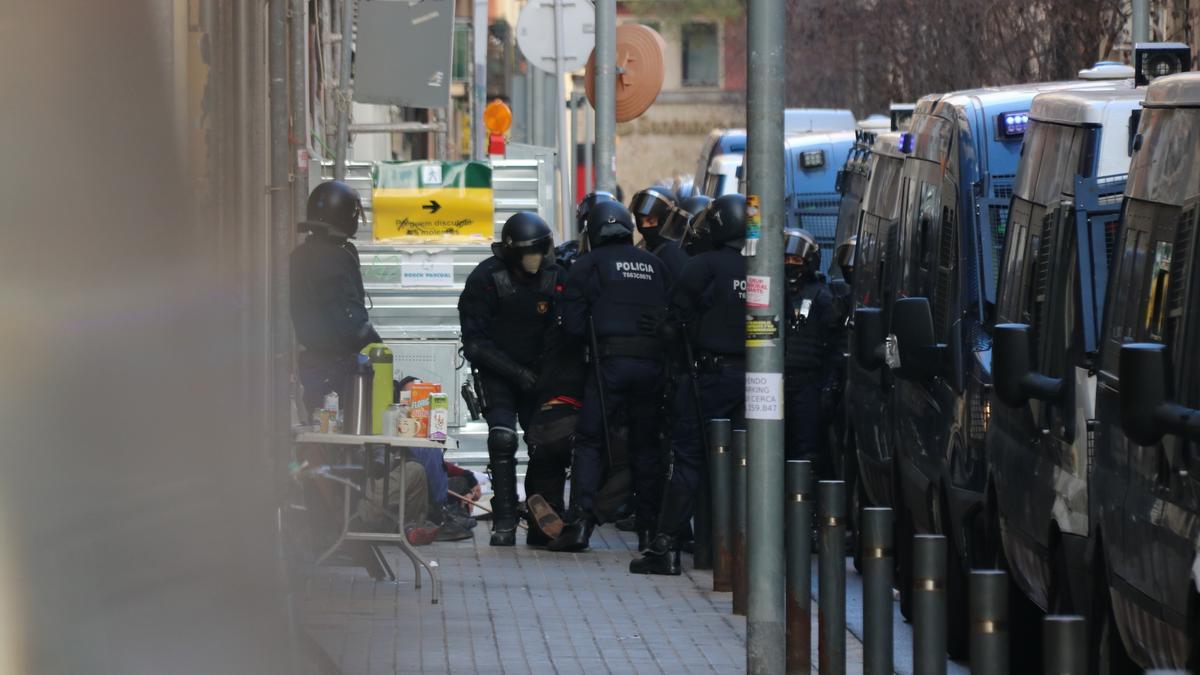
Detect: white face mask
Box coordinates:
(521, 253, 544, 274)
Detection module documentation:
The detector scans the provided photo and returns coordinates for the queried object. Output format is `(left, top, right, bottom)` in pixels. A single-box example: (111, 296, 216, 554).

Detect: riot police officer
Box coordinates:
(290, 180, 382, 416)
(458, 212, 564, 546)
(550, 200, 672, 552)
(630, 186, 689, 277)
(631, 193, 748, 575)
(782, 228, 845, 472)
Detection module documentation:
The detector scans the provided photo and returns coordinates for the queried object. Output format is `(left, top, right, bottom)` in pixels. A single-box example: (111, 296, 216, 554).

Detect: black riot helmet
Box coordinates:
(575, 191, 616, 235)
(690, 193, 747, 251)
(302, 180, 363, 237)
(784, 227, 821, 281)
(581, 200, 636, 249)
(630, 186, 678, 247)
(666, 194, 712, 247)
(495, 211, 554, 274)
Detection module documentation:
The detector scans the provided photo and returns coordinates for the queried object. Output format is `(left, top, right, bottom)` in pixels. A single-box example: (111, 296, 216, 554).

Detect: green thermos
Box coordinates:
(361, 343, 394, 434)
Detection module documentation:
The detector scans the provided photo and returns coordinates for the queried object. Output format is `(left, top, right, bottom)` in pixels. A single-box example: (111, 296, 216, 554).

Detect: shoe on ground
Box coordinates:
(435, 519, 473, 541)
(490, 519, 517, 547)
(629, 535, 681, 575)
(548, 510, 593, 552)
(614, 514, 637, 532)
(405, 523, 439, 546)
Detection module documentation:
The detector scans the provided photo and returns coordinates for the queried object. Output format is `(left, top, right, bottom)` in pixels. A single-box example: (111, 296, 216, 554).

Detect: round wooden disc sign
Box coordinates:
(585, 24, 666, 123)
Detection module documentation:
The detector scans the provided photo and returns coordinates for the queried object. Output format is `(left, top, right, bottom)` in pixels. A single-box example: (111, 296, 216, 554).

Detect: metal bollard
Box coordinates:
(912, 534, 947, 675)
(785, 460, 813, 674)
(731, 429, 748, 616)
(709, 419, 733, 592)
(969, 570, 1008, 675)
(818, 480, 846, 675)
(1043, 615, 1085, 675)
(860, 508, 893, 675)
(693, 466, 713, 570)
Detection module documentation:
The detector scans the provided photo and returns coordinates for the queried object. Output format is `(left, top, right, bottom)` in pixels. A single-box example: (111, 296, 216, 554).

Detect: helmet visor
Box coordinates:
(784, 231, 820, 260)
(631, 190, 671, 219)
(659, 208, 691, 242)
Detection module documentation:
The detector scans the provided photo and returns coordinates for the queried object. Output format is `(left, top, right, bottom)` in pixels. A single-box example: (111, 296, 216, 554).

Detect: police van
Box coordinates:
(850, 70, 1135, 654)
(785, 130, 857, 275)
(986, 83, 1143, 644)
(1092, 70, 1200, 671)
(841, 131, 907, 527)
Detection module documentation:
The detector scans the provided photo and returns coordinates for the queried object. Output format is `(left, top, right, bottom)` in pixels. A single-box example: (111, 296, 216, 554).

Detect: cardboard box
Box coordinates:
(428, 393, 449, 441)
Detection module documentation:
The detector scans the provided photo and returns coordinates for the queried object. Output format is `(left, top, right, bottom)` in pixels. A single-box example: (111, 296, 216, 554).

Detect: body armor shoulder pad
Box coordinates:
(492, 269, 517, 298)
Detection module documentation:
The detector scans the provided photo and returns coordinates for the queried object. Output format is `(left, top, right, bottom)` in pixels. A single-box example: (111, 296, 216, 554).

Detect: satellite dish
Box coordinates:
(516, 0, 596, 74)
(584, 23, 665, 123)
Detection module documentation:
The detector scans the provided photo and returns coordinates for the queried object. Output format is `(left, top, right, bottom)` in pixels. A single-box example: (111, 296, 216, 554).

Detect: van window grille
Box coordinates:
(1168, 207, 1194, 319)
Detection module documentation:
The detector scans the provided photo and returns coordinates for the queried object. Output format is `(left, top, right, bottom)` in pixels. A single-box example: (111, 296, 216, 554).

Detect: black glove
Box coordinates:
(514, 367, 539, 393)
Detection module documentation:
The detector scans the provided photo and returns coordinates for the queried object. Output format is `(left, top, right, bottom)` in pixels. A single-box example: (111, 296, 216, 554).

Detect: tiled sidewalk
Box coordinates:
(300, 523, 867, 674)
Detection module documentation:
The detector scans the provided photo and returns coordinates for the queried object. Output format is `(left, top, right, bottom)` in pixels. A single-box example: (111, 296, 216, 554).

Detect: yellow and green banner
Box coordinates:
(372, 161, 494, 243)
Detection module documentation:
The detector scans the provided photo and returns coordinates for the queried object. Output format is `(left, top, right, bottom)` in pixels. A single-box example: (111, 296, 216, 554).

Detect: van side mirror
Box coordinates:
(992, 323, 1064, 406)
(1120, 342, 1200, 445)
(891, 297, 947, 380)
(854, 307, 886, 370)
(992, 324, 1032, 407)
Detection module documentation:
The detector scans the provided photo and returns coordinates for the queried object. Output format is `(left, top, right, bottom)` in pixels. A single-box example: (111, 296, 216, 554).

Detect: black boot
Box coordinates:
(548, 506, 594, 552)
(629, 533, 681, 575)
(488, 456, 518, 547)
(637, 528, 653, 553)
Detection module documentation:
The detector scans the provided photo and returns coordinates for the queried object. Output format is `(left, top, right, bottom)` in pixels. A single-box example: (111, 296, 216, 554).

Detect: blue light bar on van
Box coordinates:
(898, 132, 914, 153)
(998, 111, 1030, 138)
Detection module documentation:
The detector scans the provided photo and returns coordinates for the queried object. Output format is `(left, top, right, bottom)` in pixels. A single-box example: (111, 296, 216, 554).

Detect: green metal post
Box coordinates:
(912, 534, 947, 675)
(710, 419, 733, 592)
(860, 507, 893, 675)
(785, 460, 812, 674)
(969, 570, 1008, 675)
(732, 429, 748, 615)
(818, 480, 846, 674)
(744, 0, 787, 664)
(1043, 615, 1085, 675)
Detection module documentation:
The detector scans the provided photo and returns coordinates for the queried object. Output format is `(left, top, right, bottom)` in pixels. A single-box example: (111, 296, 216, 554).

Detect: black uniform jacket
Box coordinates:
(290, 231, 379, 355)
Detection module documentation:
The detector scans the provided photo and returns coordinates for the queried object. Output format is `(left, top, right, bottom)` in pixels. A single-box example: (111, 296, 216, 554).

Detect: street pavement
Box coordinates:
(299, 521, 888, 674)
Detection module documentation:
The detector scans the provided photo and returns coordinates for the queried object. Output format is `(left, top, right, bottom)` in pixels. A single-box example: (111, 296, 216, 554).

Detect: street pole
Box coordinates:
(333, 0, 355, 181)
(1132, 0, 1150, 45)
(268, 0, 293, 517)
(593, 0, 616, 192)
(744, 0, 787, 665)
(552, 0, 574, 231)
(472, 0, 487, 160)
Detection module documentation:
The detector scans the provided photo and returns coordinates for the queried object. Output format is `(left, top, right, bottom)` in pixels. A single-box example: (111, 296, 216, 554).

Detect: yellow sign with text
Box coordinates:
(372, 187, 494, 243)
(372, 160, 495, 243)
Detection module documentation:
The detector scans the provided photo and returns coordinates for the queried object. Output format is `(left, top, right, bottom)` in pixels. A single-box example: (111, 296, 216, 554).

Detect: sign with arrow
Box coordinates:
(372, 161, 495, 243)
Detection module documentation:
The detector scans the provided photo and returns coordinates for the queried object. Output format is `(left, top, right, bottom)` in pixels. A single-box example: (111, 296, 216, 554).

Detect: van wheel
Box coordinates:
(851, 476, 865, 575)
(1048, 542, 1075, 613)
(1092, 559, 1138, 675)
(943, 499, 970, 660)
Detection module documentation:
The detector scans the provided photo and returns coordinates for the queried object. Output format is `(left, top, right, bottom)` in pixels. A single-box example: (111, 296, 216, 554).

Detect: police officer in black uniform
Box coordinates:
(782, 228, 845, 473)
(458, 212, 564, 546)
(290, 181, 382, 416)
(549, 200, 672, 552)
(631, 193, 748, 575)
(630, 186, 690, 277)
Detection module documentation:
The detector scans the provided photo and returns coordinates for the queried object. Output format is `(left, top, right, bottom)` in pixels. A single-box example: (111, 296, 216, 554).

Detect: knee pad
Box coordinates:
(487, 426, 519, 460)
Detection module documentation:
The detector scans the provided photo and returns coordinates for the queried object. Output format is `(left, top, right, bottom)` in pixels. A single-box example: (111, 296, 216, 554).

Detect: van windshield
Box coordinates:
(910, 114, 954, 164)
(1127, 107, 1200, 206)
(863, 154, 903, 220)
(1014, 121, 1090, 206)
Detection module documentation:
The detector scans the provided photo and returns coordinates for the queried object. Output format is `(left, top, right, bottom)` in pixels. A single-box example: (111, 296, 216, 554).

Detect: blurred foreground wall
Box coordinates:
(0, 2, 293, 672)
